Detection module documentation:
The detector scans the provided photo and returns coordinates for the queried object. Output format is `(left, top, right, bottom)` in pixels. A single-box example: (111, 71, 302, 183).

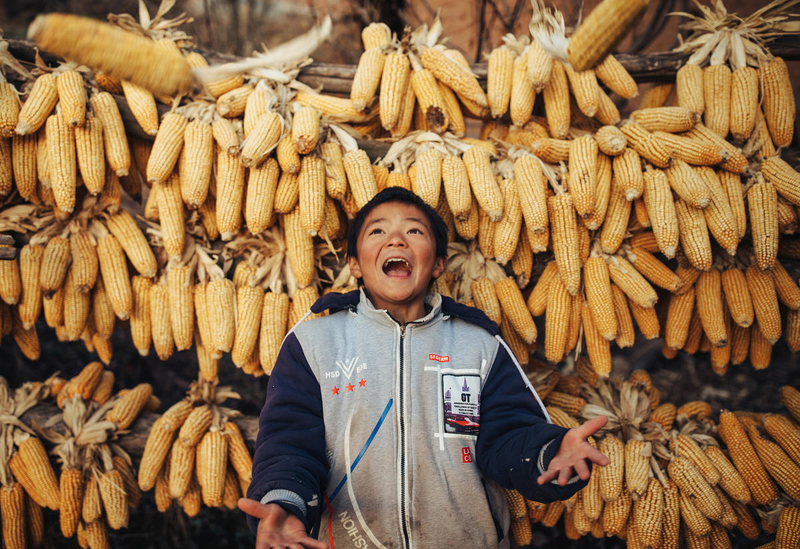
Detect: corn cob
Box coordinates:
(762, 156, 800, 208)
(621, 122, 671, 169)
(582, 298, 612, 375)
(595, 86, 621, 126)
(602, 489, 631, 536)
(744, 264, 781, 344)
(718, 411, 778, 505)
(548, 193, 581, 295)
(654, 131, 726, 166)
(566, 0, 649, 71)
(584, 256, 618, 340)
(747, 425, 800, 499)
(542, 61, 570, 139)
(216, 146, 246, 240)
(762, 57, 795, 147)
(676, 62, 704, 115)
(420, 48, 487, 109)
(0, 137, 11, 197)
(16, 73, 58, 135)
(98, 468, 129, 529)
(43, 283, 65, 328)
(180, 119, 214, 209)
(463, 146, 503, 221)
(607, 255, 657, 309)
(594, 54, 637, 99)
(121, 80, 159, 136)
(595, 126, 626, 157)
(718, 170, 746, 239)
(196, 429, 228, 507)
(778, 199, 798, 234)
(342, 149, 378, 209)
(0, 482, 26, 549)
(47, 114, 77, 212)
(625, 439, 652, 500)
(684, 123, 747, 174)
(245, 158, 279, 235)
(568, 135, 597, 218)
(675, 199, 713, 271)
(730, 67, 758, 142)
(701, 65, 731, 137)
(283, 208, 315, 287)
(509, 53, 535, 127)
(15, 436, 60, 510)
(379, 51, 411, 130)
(89, 92, 131, 176)
(0, 82, 20, 137)
(530, 137, 570, 163)
(746, 179, 779, 271)
(149, 281, 173, 360)
(633, 478, 663, 548)
(564, 65, 600, 117)
(543, 391, 586, 416)
(11, 133, 37, 200)
(104, 209, 156, 279)
(351, 47, 385, 112)
(762, 414, 800, 467)
(211, 117, 239, 155)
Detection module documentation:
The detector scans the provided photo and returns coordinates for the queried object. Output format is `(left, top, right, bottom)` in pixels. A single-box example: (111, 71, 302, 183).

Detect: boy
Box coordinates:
(240, 187, 608, 549)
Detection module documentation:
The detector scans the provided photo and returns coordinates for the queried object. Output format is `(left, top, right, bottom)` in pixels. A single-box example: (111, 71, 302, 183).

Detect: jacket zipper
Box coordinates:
(398, 323, 411, 549)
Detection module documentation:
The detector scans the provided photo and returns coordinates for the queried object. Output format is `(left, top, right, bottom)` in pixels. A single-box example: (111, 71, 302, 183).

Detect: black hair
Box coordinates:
(346, 187, 449, 261)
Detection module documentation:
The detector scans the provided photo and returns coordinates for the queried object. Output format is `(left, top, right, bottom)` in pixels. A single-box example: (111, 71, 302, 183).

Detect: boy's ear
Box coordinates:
(432, 256, 445, 279)
(348, 256, 363, 280)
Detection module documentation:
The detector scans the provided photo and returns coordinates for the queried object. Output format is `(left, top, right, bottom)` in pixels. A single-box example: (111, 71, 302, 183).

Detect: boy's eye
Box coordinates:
(408, 228, 423, 234)
(369, 228, 383, 235)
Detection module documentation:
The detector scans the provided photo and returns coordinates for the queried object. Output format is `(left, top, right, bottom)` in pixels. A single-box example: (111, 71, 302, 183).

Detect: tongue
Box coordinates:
(385, 264, 411, 276)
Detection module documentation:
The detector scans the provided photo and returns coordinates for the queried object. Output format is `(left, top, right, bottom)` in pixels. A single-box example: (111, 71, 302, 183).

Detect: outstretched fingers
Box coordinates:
(585, 445, 610, 467)
(239, 497, 270, 519)
(575, 415, 608, 438)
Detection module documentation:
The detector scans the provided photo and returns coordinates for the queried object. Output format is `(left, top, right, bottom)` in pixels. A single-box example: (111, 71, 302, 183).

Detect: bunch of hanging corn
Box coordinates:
(137, 377, 253, 517)
(36, 362, 159, 547)
(0, 376, 60, 549)
(522, 367, 800, 549)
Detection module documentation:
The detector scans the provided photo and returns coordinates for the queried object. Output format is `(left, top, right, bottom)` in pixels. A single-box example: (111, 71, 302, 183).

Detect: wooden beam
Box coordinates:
(20, 403, 260, 455)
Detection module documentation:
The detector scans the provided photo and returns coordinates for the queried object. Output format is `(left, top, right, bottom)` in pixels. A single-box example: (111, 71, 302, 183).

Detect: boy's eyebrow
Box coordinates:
(363, 217, 429, 228)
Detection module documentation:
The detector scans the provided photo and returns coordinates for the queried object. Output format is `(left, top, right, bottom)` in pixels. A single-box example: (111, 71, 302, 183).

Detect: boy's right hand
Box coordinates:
(238, 498, 329, 549)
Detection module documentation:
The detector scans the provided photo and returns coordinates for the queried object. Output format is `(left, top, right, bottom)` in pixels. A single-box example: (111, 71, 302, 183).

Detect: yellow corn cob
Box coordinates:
(664, 160, 709, 209)
(685, 123, 748, 173)
(628, 246, 682, 292)
(564, 65, 600, 118)
(595, 126, 626, 157)
(703, 65, 732, 137)
(762, 57, 795, 147)
(664, 286, 695, 349)
(776, 506, 800, 549)
(620, 122, 671, 168)
(459, 148, 502, 223)
(0, 482, 27, 549)
(544, 391, 586, 416)
(525, 39, 552, 93)
(230, 285, 263, 368)
(604, 283, 633, 349)
(148, 281, 173, 360)
(676, 62, 704, 115)
(542, 61, 570, 139)
(146, 112, 186, 185)
(762, 413, 800, 467)
(729, 66, 758, 143)
(624, 440, 651, 501)
(584, 256, 618, 340)
(350, 47, 385, 111)
(566, 0, 649, 71)
(584, 153, 612, 231)
(607, 255, 657, 309)
(702, 446, 750, 505)
(243, 158, 278, 235)
(56, 70, 86, 129)
(495, 277, 536, 344)
(216, 146, 246, 240)
(121, 80, 158, 136)
(543, 274, 570, 363)
(746, 425, 800, 499)
(156, 173, 185, 257)
(411, 147, 442, 208)
(95, 233, 132, 320)
(633, 106, 698, 133)
(89, 92, 130, 176)
(60, 468, 83, 538)
(420, 48, 487, 109)
(549, 193, 581, 295)
(594, 54, 637, 99)
(240, 111, 282, 168)
(772, 259, 800, 310)
(0, 137, 11, 197)
(695, 268, 729, 347)
(283, 208, 315, 288)
(486, 46, 513, 118)
(361, 22, 390, 50)
(526, 260, 556, 317)
(762, 155, 800, 207)
(137, 400, 193, 491)
(633, 478, 663, 548)
(0, 82, 20, 138)
(471, 277, 502, 326)
(718, 411, 779, 505)
(379, 51, 411, 130)
(408, 67, 448, 134)
(291, 106, 319, 155)
(43, 282, 64, 328)
(529, 137, 569, 164)
(628, 297, 660, 339)
(568, 135, 597, 218)
(180, 119, 214, 209)
(718, 170, 746, 239)
(777, 198, 798, 234)
(166, 266, 193, 351)
(104, 209, 156, 278)
(46, 114, 77, 213)
(675, 199, 712, 271)
(15, 436, 60, 510)
(16, 73, 58, 135)
(671, 435, 721, 486)
(668, 456, 723, 521)
(598, 434, 624, 503)
(196, 428, 228, 507)
(36, 237, 69, 301)
(92, 278, 115, 339)
(748, 321, 771, 370)
(745, 264, 781, 344)
(296, 155, 326, 237)
(653, 131, 726, 167)
(74, 115, 105, 194)
(640, 167, 678, 257)
(342, 149, 378, 209)
(509, 53, 535, 127)
(211, 117, 240, 155)
(10, 133, 37, 200)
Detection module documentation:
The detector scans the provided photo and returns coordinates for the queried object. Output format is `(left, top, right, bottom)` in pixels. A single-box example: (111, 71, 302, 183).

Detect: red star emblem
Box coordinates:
(346, 383, 355, 392)
(359, 379, 366, 387)
(331, 386, 339, 395)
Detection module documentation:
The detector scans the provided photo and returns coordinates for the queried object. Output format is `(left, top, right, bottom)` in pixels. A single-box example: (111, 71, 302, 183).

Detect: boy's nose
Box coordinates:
(386, 233, 407, 247)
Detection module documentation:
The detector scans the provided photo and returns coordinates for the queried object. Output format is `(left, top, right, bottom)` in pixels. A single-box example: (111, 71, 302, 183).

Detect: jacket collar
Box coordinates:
(310, 288, 499, 336)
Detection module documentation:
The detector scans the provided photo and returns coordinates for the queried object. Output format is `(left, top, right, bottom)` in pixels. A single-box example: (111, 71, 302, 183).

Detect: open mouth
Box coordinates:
(382, 257, 413, 277)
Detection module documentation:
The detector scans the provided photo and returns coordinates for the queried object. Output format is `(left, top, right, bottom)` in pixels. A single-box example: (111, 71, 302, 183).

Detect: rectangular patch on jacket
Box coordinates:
(442, 374, 481, 435)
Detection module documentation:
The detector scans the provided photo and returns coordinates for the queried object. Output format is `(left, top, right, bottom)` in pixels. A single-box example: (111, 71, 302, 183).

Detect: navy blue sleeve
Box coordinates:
(475, 343, 589, 502)
(246, 332, 327, 534)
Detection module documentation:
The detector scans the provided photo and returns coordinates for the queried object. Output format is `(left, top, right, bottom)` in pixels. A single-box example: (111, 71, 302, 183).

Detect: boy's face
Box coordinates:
(349, 202, 445, 313)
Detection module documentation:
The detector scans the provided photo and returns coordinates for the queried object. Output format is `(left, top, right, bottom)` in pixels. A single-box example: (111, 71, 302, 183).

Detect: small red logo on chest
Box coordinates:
(428, 353, 450, 362)
(461, 447, 473, 463)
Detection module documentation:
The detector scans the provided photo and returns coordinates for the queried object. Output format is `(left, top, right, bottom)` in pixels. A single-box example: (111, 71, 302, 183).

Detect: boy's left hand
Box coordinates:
(537, 415, 610, 486)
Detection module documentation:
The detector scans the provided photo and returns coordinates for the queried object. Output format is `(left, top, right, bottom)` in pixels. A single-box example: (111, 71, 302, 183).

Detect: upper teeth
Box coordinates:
(384, 258, 410, 267)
